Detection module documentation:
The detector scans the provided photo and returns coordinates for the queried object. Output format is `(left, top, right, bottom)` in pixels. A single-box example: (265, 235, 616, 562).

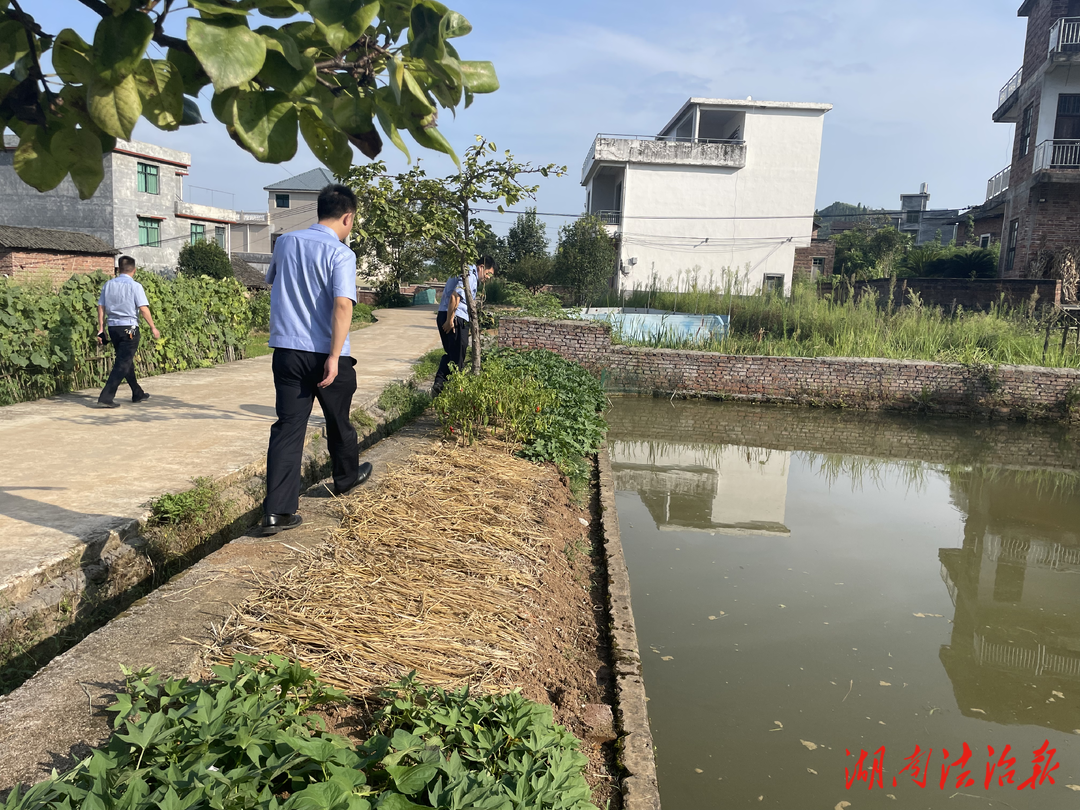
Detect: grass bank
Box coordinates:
(600, 281, 1079, 368)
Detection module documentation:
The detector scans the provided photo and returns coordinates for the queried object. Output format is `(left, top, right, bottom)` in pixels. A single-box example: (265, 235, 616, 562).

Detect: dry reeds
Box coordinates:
(212, 441, 558, 696)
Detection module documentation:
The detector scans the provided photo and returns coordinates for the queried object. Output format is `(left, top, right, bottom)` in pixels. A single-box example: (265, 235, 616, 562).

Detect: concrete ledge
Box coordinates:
(597, 448, 661, 810)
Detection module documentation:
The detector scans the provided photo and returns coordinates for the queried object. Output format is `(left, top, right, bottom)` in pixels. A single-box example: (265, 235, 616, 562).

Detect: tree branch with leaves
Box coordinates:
(0, 0, 498, 199)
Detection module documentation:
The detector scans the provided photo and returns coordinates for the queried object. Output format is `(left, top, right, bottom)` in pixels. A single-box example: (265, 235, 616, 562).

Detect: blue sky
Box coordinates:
(37, 0, 1026, 238)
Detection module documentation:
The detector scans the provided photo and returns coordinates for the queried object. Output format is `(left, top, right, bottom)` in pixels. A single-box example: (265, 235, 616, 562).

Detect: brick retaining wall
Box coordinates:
(497, 317, 1080, 421)
(846, 278, 1062, 311)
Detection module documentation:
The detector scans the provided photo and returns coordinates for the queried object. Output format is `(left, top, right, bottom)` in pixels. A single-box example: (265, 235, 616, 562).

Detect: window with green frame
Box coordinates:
(138, 217, 160, 247)
(190, 223, 206, 243)
(214, 225, 226, 245)
(137, 163, 159, 194)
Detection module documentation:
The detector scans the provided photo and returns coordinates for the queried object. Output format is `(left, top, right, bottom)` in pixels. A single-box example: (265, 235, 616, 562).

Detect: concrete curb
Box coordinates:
(597, 447, 662, 810)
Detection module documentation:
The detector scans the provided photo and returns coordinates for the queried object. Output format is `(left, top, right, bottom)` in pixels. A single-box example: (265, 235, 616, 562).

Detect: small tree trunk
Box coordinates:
(460, 200, 483, 373)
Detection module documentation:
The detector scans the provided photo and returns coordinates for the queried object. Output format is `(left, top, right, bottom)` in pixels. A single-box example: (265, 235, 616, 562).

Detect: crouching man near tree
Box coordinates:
(432, 255, 496, 396)
(261, 184, 372, 536)
(96, 255, 160, 408)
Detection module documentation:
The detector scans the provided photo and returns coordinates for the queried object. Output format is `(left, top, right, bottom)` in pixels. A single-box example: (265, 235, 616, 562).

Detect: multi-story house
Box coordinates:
(0, 137, 236, 275)
(581, 97, 831, 296)
(992, 0, 1080, 277)
(892, 184, 959, 245)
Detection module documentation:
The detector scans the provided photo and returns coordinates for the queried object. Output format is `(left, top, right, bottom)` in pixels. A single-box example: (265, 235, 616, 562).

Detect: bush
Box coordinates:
(177, 239, 233, 280)
(503, 254, 555, 292)
(434, 349, 607, 483)
(0, 271, 252, 405)
(352, 302, 375, 325)
(248, 289, 272, 331)
(0, 657, 600, 810)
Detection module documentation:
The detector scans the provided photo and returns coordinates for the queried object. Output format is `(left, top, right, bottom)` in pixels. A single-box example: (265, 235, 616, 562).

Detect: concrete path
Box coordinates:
(0, 306, 440, 605)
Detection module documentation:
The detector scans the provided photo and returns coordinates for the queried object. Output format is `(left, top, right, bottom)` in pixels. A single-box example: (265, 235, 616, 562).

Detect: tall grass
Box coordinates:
(597, 279, 1078, 369)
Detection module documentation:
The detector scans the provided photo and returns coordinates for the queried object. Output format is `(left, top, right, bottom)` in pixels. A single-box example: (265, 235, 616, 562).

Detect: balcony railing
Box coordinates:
(582, 133, 747, 182)
(986, 166, 1010, 200)
(1049, 17, 1080, 55)
(1033, 139, 1080, 171)
(594, 210, 622, 226)
(997, 66, 1022, 108)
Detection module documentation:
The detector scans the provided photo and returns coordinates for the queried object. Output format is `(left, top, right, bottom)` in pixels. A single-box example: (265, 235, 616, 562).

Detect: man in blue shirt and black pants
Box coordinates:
(432, 255, 495, 396)
(261, 184, 372, 536)
(96, 255, 160, 408)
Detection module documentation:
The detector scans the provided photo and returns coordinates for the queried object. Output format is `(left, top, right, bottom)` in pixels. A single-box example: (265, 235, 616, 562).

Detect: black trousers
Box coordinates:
(264, 348, 359, 516)
(432, 312, 469, 395)
(99, 326, 145, 403)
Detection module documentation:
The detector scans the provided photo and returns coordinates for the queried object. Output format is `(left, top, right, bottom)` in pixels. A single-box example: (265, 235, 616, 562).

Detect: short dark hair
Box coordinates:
(117, 255, 136, 272)
(317, 184, 358, 221)
(478, 254, 496, 270)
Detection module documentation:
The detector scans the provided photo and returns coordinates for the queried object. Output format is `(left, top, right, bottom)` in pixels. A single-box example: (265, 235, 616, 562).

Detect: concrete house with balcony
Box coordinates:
(582, 98, 831, 295)
(992, 0, 1080, 277)
(0, 138, 236, 275)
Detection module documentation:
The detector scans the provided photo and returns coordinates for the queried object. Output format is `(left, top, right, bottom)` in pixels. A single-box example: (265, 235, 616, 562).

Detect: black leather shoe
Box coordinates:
(132, 392, 150, 403)
(97, 399, 119, 409)
(333, 461, 373, 496)
(261, 513, 302, 536)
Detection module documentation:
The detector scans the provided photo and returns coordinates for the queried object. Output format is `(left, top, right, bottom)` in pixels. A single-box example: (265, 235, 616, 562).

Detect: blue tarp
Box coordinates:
(575, 308, 729, 343)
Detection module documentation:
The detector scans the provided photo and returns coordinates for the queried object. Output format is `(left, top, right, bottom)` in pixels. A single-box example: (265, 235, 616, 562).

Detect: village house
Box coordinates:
(0, 224, 117, 287)
(581, 97, 832, 296)
(891, 184, 959, 246)
(0, 138, 236, 275)
(792, 220, 836, 280)
(230, 167, 334, 279)
(993, 0, 1080, 276)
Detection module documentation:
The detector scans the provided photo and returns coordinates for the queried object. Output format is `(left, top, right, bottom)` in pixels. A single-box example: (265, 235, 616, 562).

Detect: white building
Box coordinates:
(582, 98, 832, 296)
(0, 137, 237, 275)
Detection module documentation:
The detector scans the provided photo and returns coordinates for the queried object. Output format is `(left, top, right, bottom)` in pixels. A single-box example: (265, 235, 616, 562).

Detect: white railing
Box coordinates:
(594, 210, 622, 226)
(238, 211, 269, 223)
(997, 66, 1022, 108)
(1049, 17, 1080, 55)
(986, 166, 1010, 200)
(1034, 139, 1080, 171)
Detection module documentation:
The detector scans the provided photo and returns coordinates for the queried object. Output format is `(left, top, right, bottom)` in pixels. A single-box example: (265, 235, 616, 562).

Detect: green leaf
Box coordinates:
(300, 106, 352, 175)
(51, 29, 93, 85)
(409, 2, 446, 62)
(258, 51, 316, 95)
(441, 11, 472, 39)
(180, 97, 205, 126)
(256, 0, 306, 18)
(106, 0, 132, 12)
(332, 92, 373, 134)
(309, 0, 380, 54)
(231, 88, 298, 162)
(189, 0, 250, 16)
(375, 794, 430, 810)
(87, 72, 142, 138)
(407, 122, 457, 167)
(386, 764, 438, 795)
(374, 96, 409, 161)
(167, 47, 212, 95)
(0, 18, 29, 72)
(459, 61, 498, 94)
(257, 27, 303, 69)
(187, 17, 266, 93)
(91, 9, 154, 85)
(134, 59, 185, 131)
(53, 127, 105, 199)
(13, 130, 67, 193)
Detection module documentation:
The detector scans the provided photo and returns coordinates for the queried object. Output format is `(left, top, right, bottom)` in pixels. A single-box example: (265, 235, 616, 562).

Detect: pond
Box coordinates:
(607, 398, 1080, 809)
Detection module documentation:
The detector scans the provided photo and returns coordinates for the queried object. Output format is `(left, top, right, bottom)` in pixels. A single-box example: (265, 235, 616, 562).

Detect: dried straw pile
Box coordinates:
(213, 442, 558, 696)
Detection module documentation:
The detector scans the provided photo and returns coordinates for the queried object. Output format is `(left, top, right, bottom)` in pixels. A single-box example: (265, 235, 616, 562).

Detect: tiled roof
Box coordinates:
(0, 225, 117, 255)
(230, 253, 269, 288)
(264, 167, 336, 192)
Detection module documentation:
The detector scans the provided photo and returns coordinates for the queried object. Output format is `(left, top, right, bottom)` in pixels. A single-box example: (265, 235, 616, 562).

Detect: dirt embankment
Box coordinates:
(210, 435, 621, 808)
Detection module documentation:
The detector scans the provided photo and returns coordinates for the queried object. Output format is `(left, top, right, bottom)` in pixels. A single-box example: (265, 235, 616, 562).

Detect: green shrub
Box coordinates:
(434, 349, 607, 483)
(177, 239, 233, 280)
(248, 289, 272, 330)
(0, 271, 252, 405)
(0, 657, 599, 810)
(148, 478, 219, 526)
(352, 302, 375, 325)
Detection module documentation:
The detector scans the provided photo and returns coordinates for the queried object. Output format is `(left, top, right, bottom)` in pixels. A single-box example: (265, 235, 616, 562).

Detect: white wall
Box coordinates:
(1036, 69, 1080, 146)
(613, 107, 826, 295)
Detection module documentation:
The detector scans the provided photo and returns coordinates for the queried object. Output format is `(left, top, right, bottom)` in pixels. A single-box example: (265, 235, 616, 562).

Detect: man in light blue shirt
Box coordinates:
(261, 184, 371, 535)
(432, 255, 495, 395)
(95, 255, 160, 408)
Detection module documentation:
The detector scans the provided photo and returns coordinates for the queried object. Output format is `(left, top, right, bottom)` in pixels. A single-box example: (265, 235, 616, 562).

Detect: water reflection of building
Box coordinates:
(939, 469, 1080, 733)
(610, 439, 791, 535)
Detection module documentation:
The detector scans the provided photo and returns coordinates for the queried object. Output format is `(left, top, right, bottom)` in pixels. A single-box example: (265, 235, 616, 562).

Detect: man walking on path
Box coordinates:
(432, 255, 495, 396)
(261, 184, 372, 536)
(96, 255, 160, 408)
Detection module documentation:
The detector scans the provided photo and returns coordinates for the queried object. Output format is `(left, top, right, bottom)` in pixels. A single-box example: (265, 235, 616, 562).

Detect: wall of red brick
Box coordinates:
(849, 277, 1060, 311)
(0, 250, 114, 288)
(497, 317, 1080, 421)
(957, 215, 1004, 246)
(793, 240, 835, 278)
